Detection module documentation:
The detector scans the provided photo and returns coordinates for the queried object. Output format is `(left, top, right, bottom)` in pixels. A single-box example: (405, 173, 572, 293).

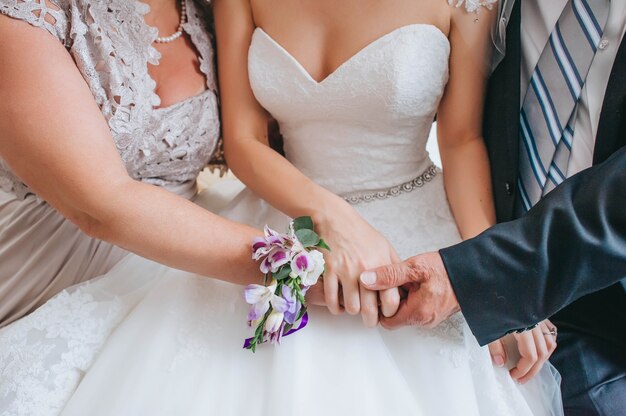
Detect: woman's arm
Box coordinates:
(212, 0, 400, 324)
(436, 7, 496, 240)
(0, 14, 260, 285)
(212, 0, 343, 223)
(437, 6, 555, 382)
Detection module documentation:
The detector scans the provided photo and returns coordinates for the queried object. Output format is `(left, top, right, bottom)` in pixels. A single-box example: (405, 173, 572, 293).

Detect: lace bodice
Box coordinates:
(249, 25, 450, 195)
(0, 0, 220, 199)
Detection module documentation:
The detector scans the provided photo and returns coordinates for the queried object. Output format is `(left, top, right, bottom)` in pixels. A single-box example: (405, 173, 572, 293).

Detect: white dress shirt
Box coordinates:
(521, 0, 626, 177)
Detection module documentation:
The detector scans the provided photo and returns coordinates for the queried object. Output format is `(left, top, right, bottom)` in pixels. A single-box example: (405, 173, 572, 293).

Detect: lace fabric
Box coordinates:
(0, 256, 166, 416)
(0, 0, 220, 199)
(449, 0, 499, 13)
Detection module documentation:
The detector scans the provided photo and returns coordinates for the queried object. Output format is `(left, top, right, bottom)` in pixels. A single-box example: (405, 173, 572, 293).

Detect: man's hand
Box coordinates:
(359, 252, 460, 329)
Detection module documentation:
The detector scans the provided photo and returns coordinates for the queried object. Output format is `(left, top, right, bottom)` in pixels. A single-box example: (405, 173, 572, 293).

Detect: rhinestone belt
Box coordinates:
(343, 164, 438, 205)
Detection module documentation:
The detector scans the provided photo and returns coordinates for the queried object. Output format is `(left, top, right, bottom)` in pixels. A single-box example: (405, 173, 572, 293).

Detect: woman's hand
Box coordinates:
(488, 319, 557, 384)
(316, 202, 401, 327)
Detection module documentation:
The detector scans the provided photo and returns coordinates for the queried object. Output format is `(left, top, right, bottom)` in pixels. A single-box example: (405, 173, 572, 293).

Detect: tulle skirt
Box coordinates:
(0, 178, 564, 415)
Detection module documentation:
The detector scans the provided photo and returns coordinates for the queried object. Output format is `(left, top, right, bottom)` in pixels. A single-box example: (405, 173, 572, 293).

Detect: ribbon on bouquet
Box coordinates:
(243, 313, 309, 349)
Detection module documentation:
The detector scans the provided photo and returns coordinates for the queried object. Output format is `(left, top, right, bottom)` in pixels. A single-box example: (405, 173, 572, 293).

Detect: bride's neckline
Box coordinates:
(254, 24, 450, 85)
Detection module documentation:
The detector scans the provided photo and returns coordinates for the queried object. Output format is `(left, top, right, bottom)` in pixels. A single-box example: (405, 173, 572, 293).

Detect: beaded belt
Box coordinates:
(343, 164, 438, 205)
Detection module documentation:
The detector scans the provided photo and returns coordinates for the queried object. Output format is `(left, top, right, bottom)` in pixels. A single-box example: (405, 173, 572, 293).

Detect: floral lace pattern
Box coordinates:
(0, 256, 164, 416)
(448, 0, 499, 13)
(0, 0, 220, 199)
(0, 287, 125, 415)
(0, 0, 69, 44)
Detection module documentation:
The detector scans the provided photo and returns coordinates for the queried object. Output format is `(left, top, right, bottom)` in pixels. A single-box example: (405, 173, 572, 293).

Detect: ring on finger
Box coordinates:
(542, 327, 557, 337)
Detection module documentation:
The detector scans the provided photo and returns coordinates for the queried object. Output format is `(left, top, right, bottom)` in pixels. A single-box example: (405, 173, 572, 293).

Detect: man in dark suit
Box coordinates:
(360, 1, 626, 414)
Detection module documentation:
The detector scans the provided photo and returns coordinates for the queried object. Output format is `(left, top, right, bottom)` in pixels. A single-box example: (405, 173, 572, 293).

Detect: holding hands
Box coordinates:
(304, 215, 556, 383)
(358, 251, 557, 383)
(314, 204, 402, 327)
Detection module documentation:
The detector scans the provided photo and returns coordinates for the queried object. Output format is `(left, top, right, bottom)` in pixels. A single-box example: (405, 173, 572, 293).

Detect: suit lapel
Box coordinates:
(503, 1, 522, 178)
(482, 0, 521, 221)
(594, 38, 626, 164)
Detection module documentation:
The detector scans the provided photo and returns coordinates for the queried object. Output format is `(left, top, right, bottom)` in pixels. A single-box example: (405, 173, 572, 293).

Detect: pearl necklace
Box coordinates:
(154, 0, 187, 44)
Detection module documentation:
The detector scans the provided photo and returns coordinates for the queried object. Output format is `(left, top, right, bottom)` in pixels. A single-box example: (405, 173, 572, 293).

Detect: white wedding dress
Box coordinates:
(0, 24, 563, 416)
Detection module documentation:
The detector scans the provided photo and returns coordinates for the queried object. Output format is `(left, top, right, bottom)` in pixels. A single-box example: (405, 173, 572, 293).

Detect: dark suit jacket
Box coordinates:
(439, 1, 626, 346)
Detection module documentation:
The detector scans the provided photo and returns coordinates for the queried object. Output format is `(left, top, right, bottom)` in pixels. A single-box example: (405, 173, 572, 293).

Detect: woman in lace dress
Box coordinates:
(0, 0, 271, 328)
(1, 0, 563, 415)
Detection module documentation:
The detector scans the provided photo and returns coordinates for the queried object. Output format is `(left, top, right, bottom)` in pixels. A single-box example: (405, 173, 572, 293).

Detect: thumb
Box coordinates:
(360, 261, 416, 291)
(488, 338, 508, 368)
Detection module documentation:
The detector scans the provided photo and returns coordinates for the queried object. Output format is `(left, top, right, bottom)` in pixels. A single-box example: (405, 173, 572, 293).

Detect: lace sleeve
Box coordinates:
(448, 0, 498, 14)
(0, 0, 70, 46)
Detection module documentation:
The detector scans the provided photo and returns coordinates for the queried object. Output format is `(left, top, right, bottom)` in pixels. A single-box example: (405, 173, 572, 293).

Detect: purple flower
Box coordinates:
(290, 250, 325, 286)
(269, 325, 284, 345)
(252, 237, 271, 260)
(252, 226, 293, 268)
(244, 280, 288, 322)
(264, 225, 290, 247)
(282, 285, 302, 325)
(259, 247, 291, 274)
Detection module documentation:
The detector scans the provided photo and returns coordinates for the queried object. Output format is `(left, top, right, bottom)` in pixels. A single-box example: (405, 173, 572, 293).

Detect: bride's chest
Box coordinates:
(248, 25, 451, 123)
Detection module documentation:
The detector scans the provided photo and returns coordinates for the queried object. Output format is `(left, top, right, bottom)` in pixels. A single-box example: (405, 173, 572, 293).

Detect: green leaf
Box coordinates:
(316, 239, 331, 251)
(296, 291, 306, 305)
(295, 229, 320, 247)
(292, 216, 314, 232)
(273, 266, 292, 281)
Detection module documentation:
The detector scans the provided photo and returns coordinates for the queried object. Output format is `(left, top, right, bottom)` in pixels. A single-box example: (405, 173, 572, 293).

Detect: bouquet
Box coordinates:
(243, 216, 330, 352)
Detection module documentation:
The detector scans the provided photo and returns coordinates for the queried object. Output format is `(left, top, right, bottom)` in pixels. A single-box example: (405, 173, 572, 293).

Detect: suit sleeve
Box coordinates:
(439, 146, 626, 346)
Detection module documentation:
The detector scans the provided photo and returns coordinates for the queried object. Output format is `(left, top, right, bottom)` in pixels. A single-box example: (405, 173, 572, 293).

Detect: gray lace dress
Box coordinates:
(0, 0, 221, 327)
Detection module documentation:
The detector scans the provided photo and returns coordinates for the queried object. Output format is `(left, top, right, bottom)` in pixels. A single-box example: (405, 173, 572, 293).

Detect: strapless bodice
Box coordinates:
(248, 24, 450, 195)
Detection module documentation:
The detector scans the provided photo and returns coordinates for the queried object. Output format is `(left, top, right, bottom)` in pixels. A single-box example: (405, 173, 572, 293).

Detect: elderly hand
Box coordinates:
(361, 251, 558, 382)
(359, 251, 460, 329)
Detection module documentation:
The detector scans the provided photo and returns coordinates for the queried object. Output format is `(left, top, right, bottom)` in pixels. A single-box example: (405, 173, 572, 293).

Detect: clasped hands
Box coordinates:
(307, 249, 557, 384)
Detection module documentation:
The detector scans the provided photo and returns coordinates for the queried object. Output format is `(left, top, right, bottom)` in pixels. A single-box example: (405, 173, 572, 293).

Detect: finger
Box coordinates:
(488, 338, 507, 368)
(510, 331, 538, 382)
(305, 283, 326, 306)
(380, 299, 414, 330)
(541, 320, 558, 354)
(359, 285, 379, 328)
(379, 288, 400, 318)
(518, 326, 551, 384)
(323, 272, 343, 315)
(342, 277, 361, 315)
(360, 260, 422, 291)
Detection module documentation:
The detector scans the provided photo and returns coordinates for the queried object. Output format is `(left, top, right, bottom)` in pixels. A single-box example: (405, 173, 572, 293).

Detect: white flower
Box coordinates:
(290, 250, 325, 286)
(244, 279, 288, 321)
(264, 309, 285, 334)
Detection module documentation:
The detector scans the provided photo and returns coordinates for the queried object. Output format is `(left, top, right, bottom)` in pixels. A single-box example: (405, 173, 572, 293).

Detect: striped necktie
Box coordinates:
(517, 0, 610, 213)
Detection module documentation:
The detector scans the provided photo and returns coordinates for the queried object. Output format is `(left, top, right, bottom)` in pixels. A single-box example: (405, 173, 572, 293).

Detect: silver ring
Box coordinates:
(543, 328, 557, 337)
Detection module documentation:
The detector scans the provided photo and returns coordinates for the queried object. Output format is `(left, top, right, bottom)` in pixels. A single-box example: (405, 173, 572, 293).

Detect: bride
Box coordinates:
(0, 0, 563, 415)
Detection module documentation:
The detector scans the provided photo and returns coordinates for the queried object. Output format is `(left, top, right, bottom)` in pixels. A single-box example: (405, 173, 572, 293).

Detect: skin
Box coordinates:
(360, 252, 558, 383)
(0, 0, 263, 286)
(214, 0, 555, 380)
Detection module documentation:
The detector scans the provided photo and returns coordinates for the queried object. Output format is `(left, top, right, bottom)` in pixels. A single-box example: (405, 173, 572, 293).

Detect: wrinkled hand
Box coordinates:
(318, 205, 401, 327)
(360, 251, 460, 329)
(488, 319, 557, 383)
